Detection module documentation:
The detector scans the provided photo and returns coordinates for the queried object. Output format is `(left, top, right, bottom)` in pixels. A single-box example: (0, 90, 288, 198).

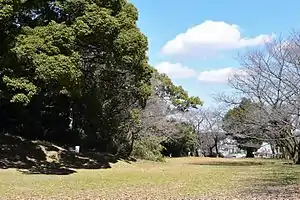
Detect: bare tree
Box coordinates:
(139, 94, 178, 138)
(191, 107, 226, 157)
(225, 32, 300, 163)
(138, 70, 201, 139)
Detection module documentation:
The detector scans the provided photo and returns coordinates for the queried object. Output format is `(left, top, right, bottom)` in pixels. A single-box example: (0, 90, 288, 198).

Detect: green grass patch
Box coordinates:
(0, 157, 300, 199)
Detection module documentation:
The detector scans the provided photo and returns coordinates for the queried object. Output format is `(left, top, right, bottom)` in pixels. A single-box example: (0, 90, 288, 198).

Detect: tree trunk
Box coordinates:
(296, 155, 300, 164)
(281, 146, 289, 159)
(209, 147, 213, 157)
(246, 148, 254, 158)
(270, 143, 276, 158)
(215, 139, 219, 157)
(295, 143, 300, 164)
(126, 136, 135, 158)
(195, 148, 199, 157)
(125, 130, 138, 158)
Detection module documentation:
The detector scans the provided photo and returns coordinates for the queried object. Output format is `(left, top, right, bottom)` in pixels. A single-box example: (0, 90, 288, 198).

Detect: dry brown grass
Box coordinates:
(0, 157, 300, 199)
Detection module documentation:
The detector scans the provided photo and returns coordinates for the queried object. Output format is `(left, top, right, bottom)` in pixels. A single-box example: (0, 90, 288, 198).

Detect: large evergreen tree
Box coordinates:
(222, 98, 262, 157)
(0, 0, 151, 157)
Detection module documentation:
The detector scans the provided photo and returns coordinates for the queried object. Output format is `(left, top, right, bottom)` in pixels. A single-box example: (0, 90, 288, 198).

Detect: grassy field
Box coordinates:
(1, 157, 300, 200)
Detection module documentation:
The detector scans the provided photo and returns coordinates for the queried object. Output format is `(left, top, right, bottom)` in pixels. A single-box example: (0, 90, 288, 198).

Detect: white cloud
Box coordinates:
(161, 20, 275, 56)
(155, 61, 197, 79)
(198, 67, 246, 83)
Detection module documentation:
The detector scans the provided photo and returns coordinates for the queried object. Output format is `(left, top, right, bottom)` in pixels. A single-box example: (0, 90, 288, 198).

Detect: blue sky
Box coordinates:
(130, 0, 300, 107)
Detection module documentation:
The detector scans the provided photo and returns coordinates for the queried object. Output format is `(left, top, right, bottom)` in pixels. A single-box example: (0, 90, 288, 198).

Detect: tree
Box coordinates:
(0, 0, 203, 161)
(192, 107, 226, 157)
(223, 98, 263, 158)
(131, 69, 203, 159)
(0, 1, 83, 141)
(225, 32, 300, 163)
(138, 68, 203, 138)
(161, 122, 197, 157)
(0, 0, 152, 158)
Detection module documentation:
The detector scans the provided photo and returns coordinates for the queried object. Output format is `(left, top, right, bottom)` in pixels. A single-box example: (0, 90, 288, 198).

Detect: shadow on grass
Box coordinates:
(17, 163, 77, 175)
(188, 160, 272, 167)
(252, 166, 300, 186)
(240, 164, 300, 197)
(0, 134, 118, 175)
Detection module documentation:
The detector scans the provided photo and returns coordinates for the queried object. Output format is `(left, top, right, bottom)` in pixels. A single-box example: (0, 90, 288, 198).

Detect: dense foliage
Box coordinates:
(223, 99, 264, 157)
(131, 136, 165, 161)
(0, 0, 202, 160)
(0, 0, 149, 156)
(161, 123, 198, 157)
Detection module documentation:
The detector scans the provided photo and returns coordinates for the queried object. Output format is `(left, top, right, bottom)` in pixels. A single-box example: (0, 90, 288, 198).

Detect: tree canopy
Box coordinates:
(223, 98, 262, 157)
(223, 33, 300, 162)
(0, 0, 203, 160)
(0, 0, 149, 155)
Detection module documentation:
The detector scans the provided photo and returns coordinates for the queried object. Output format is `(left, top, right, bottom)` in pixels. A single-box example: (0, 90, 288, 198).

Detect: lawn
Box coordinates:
(0, 157, 300, 200)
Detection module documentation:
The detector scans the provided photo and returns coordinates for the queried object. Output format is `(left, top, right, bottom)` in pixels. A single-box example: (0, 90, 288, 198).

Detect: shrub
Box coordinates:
(132, 136, 165, 162)
(161, 123, 197, 157)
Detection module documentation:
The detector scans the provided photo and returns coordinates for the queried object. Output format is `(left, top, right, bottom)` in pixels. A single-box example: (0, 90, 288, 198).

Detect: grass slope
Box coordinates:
(1, 157, 300, 199)
(0, 134, 117, 174)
